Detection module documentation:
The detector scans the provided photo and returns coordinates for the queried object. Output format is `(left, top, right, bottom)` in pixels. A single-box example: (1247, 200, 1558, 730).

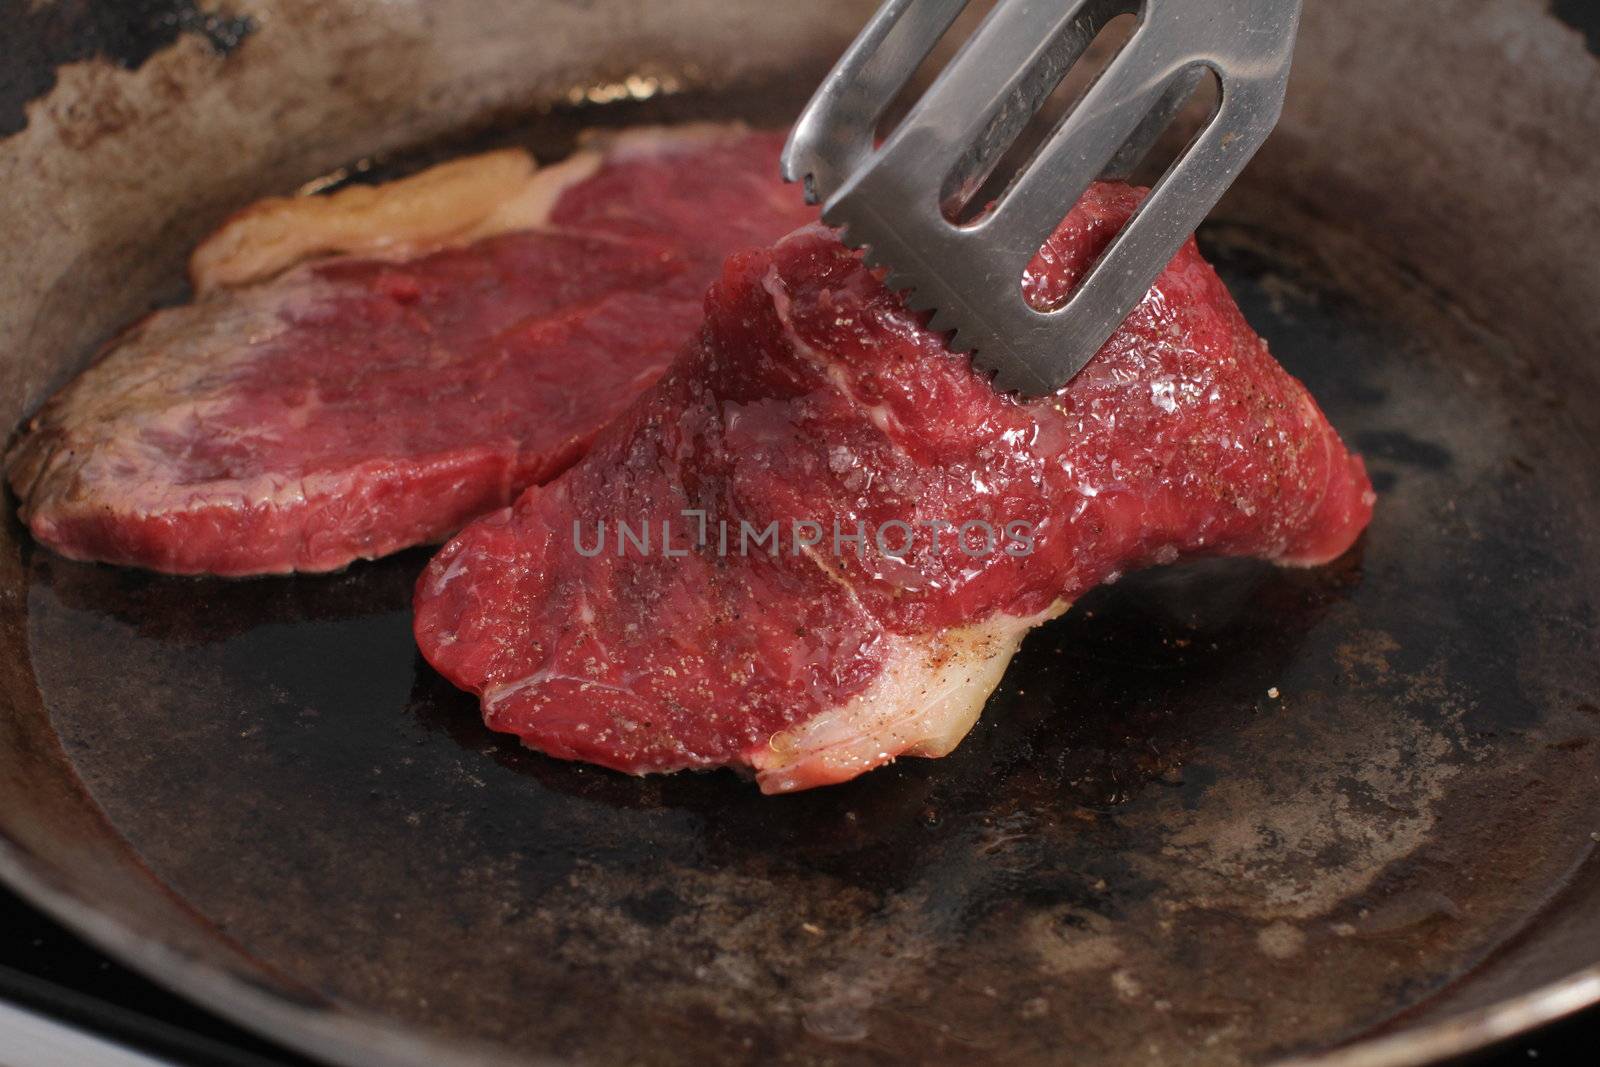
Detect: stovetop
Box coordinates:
(0, 886, 311, 1066)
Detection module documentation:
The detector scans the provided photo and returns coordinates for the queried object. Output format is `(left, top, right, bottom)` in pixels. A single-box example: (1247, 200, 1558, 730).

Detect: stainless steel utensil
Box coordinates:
(783, 0, 1304, 395)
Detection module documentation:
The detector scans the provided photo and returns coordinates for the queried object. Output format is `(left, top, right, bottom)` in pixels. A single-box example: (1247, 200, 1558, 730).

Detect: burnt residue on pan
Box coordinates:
(0, 0, 256, 138)
(14, 91, 1600, 1064)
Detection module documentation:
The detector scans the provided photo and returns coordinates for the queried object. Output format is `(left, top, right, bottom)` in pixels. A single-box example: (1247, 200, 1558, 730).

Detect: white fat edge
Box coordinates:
(190, 149, 538, 291)
(464, 150, 603, 239)
(192, 122, 754, 292)
(752, 601, 1068, 794)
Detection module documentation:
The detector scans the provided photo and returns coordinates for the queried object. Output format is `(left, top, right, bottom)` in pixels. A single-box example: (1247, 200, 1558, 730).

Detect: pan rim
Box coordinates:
(2, 833, 1597, 1067)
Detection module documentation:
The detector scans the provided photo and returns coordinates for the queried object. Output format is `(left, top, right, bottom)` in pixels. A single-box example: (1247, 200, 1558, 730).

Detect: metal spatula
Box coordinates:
(782, 0, 1303, 396)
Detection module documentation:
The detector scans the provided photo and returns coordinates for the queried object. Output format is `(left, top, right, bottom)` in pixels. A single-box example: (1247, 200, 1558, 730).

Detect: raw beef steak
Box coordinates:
(6, 125, 814, 575)
(413, 183, 1375, 793)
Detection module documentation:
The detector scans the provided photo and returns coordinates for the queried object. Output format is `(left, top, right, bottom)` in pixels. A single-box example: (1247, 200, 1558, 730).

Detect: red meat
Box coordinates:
(413, 183, 1374, 792)
(5, 127, 813, 575)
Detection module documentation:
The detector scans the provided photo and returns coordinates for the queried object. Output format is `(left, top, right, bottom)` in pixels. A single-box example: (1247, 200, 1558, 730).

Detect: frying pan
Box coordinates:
(2, 1, 1598, 1064)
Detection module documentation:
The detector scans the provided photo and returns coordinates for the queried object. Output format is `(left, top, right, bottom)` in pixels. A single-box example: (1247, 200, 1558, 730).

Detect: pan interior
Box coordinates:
(15, 85, 1600, 1066)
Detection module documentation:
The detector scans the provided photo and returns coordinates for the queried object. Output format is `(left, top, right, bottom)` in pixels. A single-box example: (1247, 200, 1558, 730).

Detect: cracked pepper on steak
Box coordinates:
(413, 181, 1374, 793)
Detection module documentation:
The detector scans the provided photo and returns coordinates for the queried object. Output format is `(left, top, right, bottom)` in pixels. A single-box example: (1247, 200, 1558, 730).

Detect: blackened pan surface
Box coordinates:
(9, 83, 1600, 1064)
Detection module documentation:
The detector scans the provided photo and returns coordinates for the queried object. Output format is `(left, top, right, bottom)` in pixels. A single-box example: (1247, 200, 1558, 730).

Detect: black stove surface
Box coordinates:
(0, 885, 312, 1067)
